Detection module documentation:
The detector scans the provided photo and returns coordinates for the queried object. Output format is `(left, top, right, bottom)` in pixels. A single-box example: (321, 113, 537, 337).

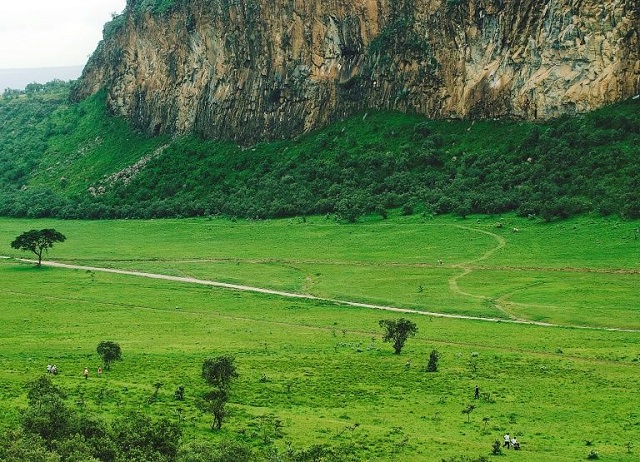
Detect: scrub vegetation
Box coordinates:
(1, 82, 639, 221)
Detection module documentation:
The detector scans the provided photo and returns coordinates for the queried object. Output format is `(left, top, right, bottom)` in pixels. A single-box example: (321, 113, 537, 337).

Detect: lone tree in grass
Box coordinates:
(379, 318, 418, 354)
(201, 355, 238, 430)
(462, 404, 476, 423)
(11, 229, 66, 266)
(97, 341, 122, 370)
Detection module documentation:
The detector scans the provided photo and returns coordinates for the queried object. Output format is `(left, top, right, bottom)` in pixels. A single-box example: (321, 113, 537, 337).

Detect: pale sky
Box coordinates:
(0, 0, 127, 69)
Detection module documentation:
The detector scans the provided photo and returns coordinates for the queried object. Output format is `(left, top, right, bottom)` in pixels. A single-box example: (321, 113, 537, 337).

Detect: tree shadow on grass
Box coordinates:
(5, 262, 55, 273)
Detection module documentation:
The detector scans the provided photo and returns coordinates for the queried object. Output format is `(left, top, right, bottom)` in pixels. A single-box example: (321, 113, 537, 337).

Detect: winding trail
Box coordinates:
(446, 225, 519, 319)
(4, 256, 638, 333)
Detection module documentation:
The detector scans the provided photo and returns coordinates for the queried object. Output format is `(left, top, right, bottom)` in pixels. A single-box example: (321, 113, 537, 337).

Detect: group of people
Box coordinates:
(83, 366, 103, 379)
(47, 364, 102, 378)
(503, 433, 520, 450)
(473, 387, 521, 451)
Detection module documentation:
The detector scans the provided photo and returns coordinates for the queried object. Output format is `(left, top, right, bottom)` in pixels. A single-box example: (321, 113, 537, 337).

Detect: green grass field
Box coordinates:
(0, 214, 639, 461)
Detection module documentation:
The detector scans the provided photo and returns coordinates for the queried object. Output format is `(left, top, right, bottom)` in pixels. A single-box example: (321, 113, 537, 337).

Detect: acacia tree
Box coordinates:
(379, 318, 418, 354)
(201, 355, 238, 430)
(10, 229, 66, 266)
(97, 341, 122, 370)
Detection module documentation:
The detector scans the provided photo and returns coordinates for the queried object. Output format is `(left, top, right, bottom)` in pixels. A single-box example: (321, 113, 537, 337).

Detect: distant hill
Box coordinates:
(0, 66, 83, 91)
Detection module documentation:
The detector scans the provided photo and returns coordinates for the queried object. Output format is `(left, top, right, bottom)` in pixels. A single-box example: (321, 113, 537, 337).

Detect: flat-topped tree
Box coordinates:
(379, 318, 418, 354)
(11, 229, 66, 266)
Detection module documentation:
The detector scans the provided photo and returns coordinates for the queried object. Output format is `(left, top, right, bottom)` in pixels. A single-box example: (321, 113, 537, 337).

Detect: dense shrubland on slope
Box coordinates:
(0, 83, 639, 220)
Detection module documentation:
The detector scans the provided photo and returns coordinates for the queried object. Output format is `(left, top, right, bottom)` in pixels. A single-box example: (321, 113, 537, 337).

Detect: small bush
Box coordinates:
(426, 350, 440, 372)
(401, 203, 414, 216)
(587, 449, 599, 460)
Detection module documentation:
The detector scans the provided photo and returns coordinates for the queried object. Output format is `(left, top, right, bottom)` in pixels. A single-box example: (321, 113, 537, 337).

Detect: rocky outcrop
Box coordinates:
(76, 0, 640, 142)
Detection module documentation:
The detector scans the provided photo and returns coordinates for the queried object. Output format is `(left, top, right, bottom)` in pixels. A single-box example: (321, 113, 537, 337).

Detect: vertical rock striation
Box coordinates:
(75, 0, 640, 142)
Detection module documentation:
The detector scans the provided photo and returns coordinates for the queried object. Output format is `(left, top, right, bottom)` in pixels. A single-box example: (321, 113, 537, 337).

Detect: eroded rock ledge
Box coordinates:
(76, 0, 640, 142)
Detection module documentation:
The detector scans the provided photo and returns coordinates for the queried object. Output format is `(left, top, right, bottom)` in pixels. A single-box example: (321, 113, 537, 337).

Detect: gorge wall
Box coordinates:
(75, 0, 640, 142)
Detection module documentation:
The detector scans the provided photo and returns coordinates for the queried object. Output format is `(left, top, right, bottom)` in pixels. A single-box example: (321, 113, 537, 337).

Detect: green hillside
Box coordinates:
(1, 83, 639, 220)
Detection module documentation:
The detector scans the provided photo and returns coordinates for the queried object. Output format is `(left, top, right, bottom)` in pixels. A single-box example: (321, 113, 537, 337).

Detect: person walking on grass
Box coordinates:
(83, 367, 89, 380)
(503, 433, 511, 448)
(474, 385, 479, 399)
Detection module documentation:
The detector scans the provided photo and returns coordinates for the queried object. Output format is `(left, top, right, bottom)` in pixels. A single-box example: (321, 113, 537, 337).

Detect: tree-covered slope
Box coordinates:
(0, 83, 639, 220)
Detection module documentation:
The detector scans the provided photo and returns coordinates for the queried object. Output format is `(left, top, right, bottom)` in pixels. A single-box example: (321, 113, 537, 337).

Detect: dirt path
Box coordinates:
(5, 256, 638, 333)
(446, 225, 520, 319)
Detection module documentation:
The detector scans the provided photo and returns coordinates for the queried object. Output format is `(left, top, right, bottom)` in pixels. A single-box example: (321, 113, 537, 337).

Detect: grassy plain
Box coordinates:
(0, 214, 639, 461)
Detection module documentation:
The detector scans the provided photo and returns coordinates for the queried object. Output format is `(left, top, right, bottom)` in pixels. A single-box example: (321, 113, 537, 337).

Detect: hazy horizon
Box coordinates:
(0, 65, 84, 92)
(1, 1, 126, 69)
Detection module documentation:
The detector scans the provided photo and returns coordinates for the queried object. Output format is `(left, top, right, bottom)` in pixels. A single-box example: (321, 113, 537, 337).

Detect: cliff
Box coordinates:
(76, 0, 640, 142)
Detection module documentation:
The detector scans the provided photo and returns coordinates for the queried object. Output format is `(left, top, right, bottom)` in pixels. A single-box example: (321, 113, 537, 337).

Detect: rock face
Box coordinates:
(76, 0, 640, 142)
